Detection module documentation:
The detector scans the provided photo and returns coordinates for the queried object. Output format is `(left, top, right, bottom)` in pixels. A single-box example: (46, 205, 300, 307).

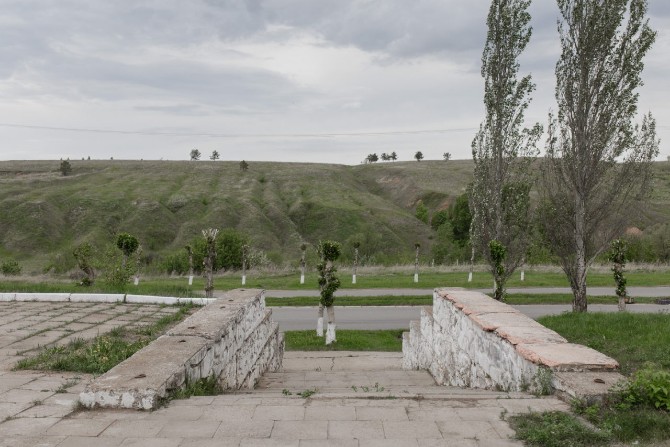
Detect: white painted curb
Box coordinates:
(0, 293, 213, 305)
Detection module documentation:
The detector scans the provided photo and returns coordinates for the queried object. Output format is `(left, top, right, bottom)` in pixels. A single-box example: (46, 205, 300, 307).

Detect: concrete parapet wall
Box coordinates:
(79, 288, 283, 410)
(403, 289, 621, 395)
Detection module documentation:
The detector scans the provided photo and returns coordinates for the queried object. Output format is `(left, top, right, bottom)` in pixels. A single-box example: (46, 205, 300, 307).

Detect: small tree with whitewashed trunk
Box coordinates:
(316, 241, 341, 344)
(202, 229, 218, 298)
(133, 245, 143, 286)
(352, 241, 360, 284)
(241, 244, 249, 286)
(299, 243, 307, 285)
(608, 239, 630, 311)
(116, 233, 139, 269)
(185, 245, 194, 286)
(413, 243, 420, 283)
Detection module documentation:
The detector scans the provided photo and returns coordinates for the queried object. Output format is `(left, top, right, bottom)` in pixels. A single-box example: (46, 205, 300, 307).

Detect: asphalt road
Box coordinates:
(271, 303, 670, 331)
(266, 286, 670, 298)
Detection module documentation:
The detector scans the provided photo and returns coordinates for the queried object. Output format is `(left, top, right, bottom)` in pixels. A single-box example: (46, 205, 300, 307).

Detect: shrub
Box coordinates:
(1, 260, 22, 276)
(615, 366, 670, 411)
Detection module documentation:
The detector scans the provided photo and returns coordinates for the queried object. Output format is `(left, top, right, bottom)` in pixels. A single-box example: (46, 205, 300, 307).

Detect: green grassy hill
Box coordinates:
(1, 159, 668, 273)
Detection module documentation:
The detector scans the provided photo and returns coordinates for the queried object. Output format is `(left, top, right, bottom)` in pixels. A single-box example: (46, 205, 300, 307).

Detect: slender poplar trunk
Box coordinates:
(572, 196, 588, 312)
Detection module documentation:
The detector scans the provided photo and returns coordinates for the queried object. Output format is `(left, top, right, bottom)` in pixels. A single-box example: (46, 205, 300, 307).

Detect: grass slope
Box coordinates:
(1, 159, 668, 272)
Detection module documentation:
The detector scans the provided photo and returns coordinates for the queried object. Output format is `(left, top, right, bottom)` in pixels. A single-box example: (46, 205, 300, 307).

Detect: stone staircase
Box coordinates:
(238, 351, 537, 402)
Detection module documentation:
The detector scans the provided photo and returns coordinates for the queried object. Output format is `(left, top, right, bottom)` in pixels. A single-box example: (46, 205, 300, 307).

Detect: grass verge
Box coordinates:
(284, 330, 404, 352)
(3, 268, 670, 293)
(538, 312, 670, 375)
(266, 294, 664, 307)
(14, 303, 196, 374)
(510, 313, 670, 446)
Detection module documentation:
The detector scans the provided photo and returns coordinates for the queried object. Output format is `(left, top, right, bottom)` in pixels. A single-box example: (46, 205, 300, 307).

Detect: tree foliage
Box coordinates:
(414, 151, 424, 162)
(608, 239, 630, 309)
(240, 160, 249, 171)
(210, 150, 220, 161)
(59, 159, 72, 176)
(116, 233, 139, 259)
(190, 149, 201, 161)
(73, 242, 96, 286)
(415, 200, 429, 224)
(317, 240, 341, 307)
(540, 0, 658, 312)
(470, 0, 540, 296)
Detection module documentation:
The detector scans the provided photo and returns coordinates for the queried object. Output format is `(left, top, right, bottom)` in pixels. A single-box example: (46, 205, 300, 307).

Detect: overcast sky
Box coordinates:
(1, 0, 668, 164)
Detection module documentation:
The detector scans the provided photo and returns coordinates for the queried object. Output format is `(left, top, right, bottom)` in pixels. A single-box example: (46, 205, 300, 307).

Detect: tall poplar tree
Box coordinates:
(470, 0, 541, 300)
(541, 0, 658, 312)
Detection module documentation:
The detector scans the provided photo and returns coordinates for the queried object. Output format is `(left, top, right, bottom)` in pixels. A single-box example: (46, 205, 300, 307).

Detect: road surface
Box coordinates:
(271, 303, 669, 331)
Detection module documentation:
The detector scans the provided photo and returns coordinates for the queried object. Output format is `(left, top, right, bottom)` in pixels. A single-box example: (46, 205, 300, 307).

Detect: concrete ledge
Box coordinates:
(403, 288, 620, 400)
(70, 293, 125, 303)
(14, 293, 71, 302)
(0, 292, 215, 305)
(80, 288, 283, 410)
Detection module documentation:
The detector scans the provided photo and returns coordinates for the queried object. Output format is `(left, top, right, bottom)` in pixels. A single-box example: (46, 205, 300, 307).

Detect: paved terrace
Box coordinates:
(0, 300, 571, 446)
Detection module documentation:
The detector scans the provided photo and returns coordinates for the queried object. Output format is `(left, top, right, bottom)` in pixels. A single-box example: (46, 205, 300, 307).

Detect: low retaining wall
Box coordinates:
(79, 288, 283, 410)
(403, 289, 622, 398)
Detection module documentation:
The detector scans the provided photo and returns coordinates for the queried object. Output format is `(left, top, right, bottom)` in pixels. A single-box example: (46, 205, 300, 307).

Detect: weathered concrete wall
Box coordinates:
(80, 289, 283, 410)
(403, 289, 620, 396)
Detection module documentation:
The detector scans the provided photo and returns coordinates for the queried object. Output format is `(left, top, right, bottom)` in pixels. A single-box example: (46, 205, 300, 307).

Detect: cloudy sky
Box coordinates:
(1, 0, 668, 164)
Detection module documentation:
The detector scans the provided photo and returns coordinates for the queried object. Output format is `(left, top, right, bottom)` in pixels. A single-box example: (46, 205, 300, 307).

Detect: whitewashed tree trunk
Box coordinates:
(414, 245, 420, 283)
(468, 245, 475, 282)
(316, 303, 324, 337)
(326, 305, 336, 345)
(352, 247, 358, 284)
(188, 275, 194, 286)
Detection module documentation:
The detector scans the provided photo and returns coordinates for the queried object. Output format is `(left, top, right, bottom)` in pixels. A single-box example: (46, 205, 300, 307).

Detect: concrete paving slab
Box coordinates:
(254, 405, 305, 421)
(328, 421, 384, 439)
(213, 419, 274, 438)
(158, 419, 222, 438)
(0, 436, 66, 447)
(0, 416, 61, 437)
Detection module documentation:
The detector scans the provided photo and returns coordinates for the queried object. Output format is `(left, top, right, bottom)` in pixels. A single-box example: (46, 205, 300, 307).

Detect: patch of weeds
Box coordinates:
(14, 303, 195, 374)
(299, 388, 317, 398)
(374, 382, 385, 392)
(169, 376, 222, 400)
(54, 378, 80, 394)
(31, 399, 43, 406)
(361, 385, 370, 392)
(508, 411, 610, 447)
(137, 303, 195, 338)
(282, 389, 293, 396)
(351, 385, 358, 392)
(533, 367, 553, 396)
(569, 369, 670, 445)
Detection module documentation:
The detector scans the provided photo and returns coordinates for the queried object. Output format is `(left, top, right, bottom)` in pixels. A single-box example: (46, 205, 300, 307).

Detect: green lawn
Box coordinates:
(265, 293, 664, 307)
(284, 330, 404, 352)
(539, 312, 670, 375)
(2, 268, 670, 295)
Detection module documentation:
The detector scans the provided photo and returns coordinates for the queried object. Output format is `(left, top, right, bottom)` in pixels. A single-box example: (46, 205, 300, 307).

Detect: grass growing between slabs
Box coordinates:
(284, 330, 404, 352)
(14, 303, 196, 374)
(509, 312, 670, 446)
